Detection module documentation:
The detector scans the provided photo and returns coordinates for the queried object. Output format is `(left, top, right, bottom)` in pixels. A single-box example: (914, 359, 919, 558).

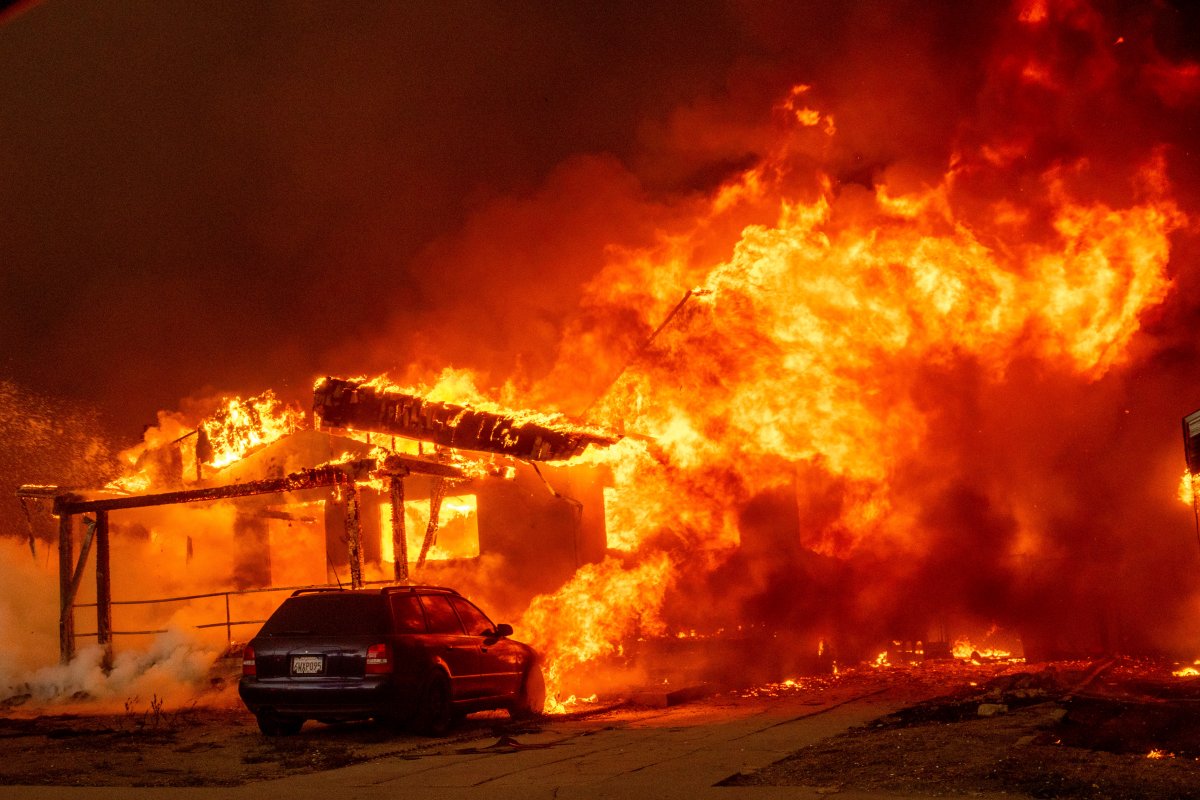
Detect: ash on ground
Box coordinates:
(725, 658, 1200, 799)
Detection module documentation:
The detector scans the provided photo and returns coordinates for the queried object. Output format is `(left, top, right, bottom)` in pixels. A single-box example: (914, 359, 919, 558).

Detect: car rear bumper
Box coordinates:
(238, 676, 404, 718)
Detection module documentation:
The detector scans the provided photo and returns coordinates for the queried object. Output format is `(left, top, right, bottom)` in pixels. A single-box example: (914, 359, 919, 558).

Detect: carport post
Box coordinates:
(95, 510, 112, 668)
(390, 476, 408, 581)
(58, 512, 74, 663)
(344, 481, 364, 589)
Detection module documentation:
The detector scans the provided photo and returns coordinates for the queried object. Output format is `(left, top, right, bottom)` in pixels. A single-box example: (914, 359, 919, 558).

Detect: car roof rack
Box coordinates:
(381, 584, 461, 596)
(287, 585, 464, 598)
(289, 587, 346, 597)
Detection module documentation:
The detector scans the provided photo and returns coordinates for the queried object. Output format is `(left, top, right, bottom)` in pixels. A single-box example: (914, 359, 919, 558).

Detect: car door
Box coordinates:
(418, 594, 482, 698)
(451, 596, 523, 698)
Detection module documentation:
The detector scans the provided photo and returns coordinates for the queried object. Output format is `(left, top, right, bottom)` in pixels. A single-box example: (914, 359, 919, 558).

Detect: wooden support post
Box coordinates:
(344, 482, 364, 589)
(58, 513, 74, 664)
(417, 478, 446, 568)
(65, 517, 97, 608)
(390, 476, 408, 582)
(95, 511, 112, 669)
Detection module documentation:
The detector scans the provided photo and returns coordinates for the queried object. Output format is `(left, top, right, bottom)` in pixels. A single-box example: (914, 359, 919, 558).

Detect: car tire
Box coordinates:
(510, 663, 546, 719)
(256, 711, 303, 736)
(411, 670, 454, 736)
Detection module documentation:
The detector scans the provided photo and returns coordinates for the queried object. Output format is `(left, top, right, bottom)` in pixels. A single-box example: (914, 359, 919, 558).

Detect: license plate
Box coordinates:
(291, 655, 324, 675)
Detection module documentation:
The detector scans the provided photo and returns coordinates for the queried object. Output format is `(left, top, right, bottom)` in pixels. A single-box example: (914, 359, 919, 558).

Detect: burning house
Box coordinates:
(17, 378, 621, 676)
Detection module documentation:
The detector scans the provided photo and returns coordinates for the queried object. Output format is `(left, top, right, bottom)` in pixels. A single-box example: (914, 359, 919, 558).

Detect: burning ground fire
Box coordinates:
(5, 0, 1200, 716)
(1172, 660, 1200, 678)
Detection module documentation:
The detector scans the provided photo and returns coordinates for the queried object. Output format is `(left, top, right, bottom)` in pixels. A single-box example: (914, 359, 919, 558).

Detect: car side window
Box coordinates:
(449, 597, 494, 636)
(419, 594, 465, 634)
(390, 594, 427, 633)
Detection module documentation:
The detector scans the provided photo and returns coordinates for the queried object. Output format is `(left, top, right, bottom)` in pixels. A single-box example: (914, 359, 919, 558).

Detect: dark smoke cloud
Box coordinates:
(0, 0, 754, 436)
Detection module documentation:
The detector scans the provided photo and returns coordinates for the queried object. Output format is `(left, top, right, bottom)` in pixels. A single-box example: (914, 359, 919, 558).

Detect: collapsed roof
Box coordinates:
(313, 377, 620, 461)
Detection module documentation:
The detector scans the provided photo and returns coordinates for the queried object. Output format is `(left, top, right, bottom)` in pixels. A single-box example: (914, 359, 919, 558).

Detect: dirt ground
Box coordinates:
(1, 657, 1199, 797)
(0, 693, 539, 788)
(728, 658, 1200, 799)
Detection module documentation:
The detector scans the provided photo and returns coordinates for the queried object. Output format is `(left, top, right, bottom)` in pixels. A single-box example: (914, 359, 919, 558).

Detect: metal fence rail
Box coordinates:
(70, 578, 402, 649)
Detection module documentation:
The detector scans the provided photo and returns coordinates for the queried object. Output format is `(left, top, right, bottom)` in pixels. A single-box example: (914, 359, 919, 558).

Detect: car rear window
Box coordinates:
(390, 594, 427, 633)
(259, 594, 389, 636)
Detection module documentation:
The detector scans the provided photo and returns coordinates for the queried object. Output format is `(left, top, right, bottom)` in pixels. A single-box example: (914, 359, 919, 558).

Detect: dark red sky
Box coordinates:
(0, 1, 1007, 437)
(0, 1, 1195, 440)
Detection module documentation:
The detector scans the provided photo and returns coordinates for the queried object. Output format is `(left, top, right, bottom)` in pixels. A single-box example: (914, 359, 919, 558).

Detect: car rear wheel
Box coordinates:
(256, 711, 303, 736)
(411, 670, 454, 736)
(510, 663, 546, 719)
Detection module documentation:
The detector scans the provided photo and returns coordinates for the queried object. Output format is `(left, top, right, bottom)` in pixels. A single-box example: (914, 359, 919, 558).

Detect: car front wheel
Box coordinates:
(510, 663, 546, 719)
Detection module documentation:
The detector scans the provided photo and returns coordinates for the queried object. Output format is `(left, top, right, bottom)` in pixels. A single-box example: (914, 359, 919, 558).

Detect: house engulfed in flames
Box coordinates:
(18, 377, 620, 665)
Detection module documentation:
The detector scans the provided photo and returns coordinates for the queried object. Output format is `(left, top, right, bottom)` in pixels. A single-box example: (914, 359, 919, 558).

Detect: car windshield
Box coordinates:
(259, 594, 389, 636)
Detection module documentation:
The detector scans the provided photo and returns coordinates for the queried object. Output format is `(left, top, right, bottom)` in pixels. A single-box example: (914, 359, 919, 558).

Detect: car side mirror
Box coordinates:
(494, 623, 513, 638)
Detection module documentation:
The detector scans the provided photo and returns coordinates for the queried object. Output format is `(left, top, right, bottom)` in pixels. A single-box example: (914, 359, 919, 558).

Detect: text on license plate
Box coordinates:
(291, 655, 324, 675)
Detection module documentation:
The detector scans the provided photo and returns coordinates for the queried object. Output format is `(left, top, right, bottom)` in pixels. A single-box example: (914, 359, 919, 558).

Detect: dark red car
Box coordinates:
(238, 585, 544, 735)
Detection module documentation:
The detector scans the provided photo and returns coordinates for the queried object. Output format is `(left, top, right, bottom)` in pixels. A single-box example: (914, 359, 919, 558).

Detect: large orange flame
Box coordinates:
(88, 0, 1200, 703)
(204, 391, 304, 469)
(512, 0, 1194, 688)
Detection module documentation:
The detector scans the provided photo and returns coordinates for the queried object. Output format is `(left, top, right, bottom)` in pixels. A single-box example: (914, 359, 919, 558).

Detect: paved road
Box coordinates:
(0, 684, 1015, 800)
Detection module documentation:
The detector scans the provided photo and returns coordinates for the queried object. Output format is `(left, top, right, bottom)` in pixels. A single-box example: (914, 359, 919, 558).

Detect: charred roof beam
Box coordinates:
(313, 377, 619, 461)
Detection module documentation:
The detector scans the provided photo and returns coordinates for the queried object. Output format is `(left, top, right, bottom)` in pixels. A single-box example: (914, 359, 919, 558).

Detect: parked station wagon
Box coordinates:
(238, 585, 544, 735)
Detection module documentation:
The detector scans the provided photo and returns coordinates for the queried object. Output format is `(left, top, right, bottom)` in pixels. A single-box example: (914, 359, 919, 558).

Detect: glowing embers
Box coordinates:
(379, 494, 479, 564)
(548, 693, 600, 714)
(953, 639, 1016, 663)
(1171, 660, 1200, 678)
(739, 675, 839, 699)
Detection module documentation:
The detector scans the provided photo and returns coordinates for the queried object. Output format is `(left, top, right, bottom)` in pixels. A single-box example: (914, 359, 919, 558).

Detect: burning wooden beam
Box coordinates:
(21, 459, 376, 517)
(313, 377, 620, 461)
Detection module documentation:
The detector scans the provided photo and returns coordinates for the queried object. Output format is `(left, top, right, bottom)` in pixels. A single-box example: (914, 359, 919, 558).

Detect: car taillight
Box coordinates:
(242, 645, 256, 676)
(365, 643, 392, 674)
